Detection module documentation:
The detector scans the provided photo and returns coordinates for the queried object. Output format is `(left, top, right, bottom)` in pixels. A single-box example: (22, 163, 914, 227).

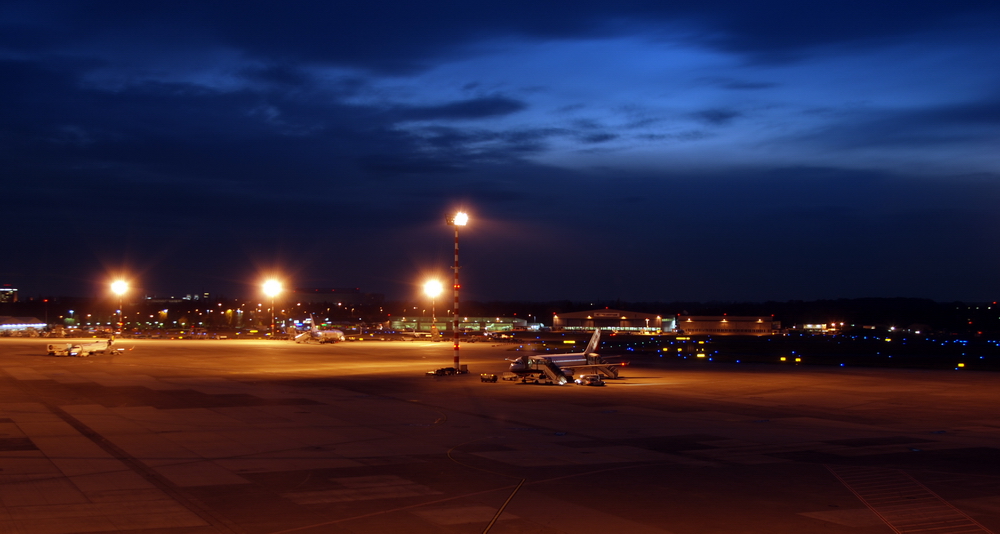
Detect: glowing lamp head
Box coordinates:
(262, 279, 282, 298)
(424, 280, 443, 298)
(448, 211, 468, 226)
(111, 280, 128, 296)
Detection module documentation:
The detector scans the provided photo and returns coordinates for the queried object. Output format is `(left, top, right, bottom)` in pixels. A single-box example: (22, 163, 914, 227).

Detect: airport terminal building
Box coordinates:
(551, 310, 777, 336)
(379, 305, 780, 337)
(0, 316, 45, 335)
(387, 316, 527, 332)
(552, 309, 672, 332)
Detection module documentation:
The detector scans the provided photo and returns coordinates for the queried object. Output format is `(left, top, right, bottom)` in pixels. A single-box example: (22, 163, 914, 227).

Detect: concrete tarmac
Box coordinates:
(0, 337, 998, 534)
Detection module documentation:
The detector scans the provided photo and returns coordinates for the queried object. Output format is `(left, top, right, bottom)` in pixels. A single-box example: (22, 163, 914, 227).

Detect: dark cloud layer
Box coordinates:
(392, 97, 527, 122)
(10, 1, 998, 64)
(2, 0, 1000, 302)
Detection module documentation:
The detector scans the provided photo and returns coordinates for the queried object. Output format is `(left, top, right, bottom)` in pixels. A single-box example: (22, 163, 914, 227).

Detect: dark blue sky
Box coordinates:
(3, 0, 1000, 302)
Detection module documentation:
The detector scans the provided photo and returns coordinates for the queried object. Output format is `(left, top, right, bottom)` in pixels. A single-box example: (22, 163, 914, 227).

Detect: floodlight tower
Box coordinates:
(424, 279, 443, 340)
(446, 211, 468, 369)
(110, 280, 128, 340)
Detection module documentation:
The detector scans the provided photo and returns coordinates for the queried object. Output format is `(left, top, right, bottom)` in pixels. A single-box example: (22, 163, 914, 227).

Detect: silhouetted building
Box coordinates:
(0, 285, 17, 303)
(552, 309, 670, 332)
(676, 315, 778, 336)
(292, 288, 383, 306)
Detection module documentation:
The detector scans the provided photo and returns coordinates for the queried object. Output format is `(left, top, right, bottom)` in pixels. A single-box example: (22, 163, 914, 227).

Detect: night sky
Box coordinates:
(3, 1, 1000, 302)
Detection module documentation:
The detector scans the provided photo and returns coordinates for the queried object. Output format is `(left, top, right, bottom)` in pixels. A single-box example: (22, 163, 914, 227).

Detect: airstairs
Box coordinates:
(520, 358, 569, 385)
(590, 361, 619, 379)
(538, 359, 569, 385)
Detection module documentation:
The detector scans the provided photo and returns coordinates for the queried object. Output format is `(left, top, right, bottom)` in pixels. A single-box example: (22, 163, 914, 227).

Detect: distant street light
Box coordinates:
(446, 211, 468, 369)
(110, 280, 128, 340)
(263, 279, 282, 339)
(424, 279, 443, 341)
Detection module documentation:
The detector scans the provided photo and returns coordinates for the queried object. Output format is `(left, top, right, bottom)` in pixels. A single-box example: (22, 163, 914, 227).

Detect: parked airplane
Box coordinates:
(47, 339, 115, 357)
(507, 329, 619, 385)
(293, 316, 345, 344)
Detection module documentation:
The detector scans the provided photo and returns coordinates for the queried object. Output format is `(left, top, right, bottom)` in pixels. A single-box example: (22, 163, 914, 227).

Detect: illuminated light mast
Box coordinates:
(424, 279, 443, 341)
(110, 280, 128, 341)
(446, 211, 468, 369)
(262, 279, 282, 339)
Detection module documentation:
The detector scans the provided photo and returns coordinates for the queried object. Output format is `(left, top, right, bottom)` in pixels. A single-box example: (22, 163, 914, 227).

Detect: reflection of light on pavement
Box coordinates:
(617, 383, 674, 386)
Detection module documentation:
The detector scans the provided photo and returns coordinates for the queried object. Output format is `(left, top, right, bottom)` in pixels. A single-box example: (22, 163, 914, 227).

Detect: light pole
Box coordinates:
(262, 279, 282, 339)
(446, 211, 467, 369)
(110, 280, 128, 341)
(424, 279, 443, 341)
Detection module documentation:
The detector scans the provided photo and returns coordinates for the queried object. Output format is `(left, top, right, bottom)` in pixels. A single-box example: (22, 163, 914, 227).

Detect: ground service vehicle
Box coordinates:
(575, 374, 606, 386)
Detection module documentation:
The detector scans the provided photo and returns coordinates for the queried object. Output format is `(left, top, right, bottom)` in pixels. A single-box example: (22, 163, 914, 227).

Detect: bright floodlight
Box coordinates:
(262, 279, 282, 297)
(111, 280, 128, 296)
(424, 280, 443, 298)
(449, 211, 468, 226)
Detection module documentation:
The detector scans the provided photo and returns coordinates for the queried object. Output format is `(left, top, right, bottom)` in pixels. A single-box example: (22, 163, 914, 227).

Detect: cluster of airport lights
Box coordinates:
(99, 211, 470, 345)
(101, 278, 287, 333)
(57, 296, 246, 333)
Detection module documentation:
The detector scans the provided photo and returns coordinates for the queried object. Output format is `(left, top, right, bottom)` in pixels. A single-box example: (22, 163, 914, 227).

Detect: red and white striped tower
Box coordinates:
(447, 211, 468, 369)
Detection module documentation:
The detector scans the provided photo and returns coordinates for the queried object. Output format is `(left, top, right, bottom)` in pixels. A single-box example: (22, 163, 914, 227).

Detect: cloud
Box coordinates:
(240, 63, 312, 87)
(785, 95, 1000, 163)
(688, 0, 1000, 59)
(6, 1, 999, 76)
(358, 154, 465, 176)
(391, 96, 527, 122)
(695, 108, 741, 125)
(579, 132, 618, 143)
(697, 77, 778, 90)
(721, 80, 778, 90)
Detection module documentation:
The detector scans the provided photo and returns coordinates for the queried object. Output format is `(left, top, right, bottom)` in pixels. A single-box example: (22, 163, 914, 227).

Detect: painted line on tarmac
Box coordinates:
(265, 483, 523, 533)
(827, 464, 994, 534)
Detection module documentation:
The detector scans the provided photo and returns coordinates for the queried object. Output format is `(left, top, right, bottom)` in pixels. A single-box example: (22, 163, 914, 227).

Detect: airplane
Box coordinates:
(507, 329, 620, 385)
(293, 315, 345, 344)
(47, 338, 118, 356)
